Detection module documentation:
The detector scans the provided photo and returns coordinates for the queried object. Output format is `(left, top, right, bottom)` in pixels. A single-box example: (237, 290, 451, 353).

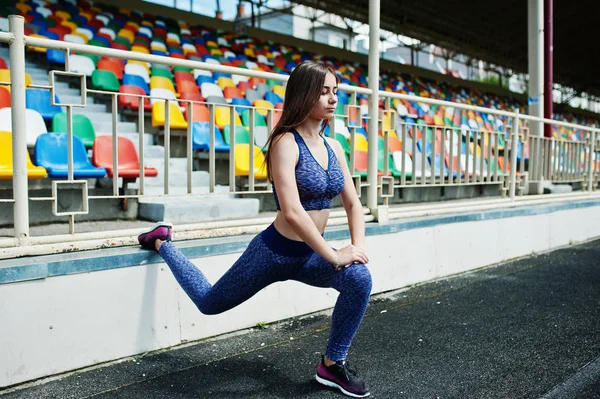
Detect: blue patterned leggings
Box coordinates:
(158, 223, 372, 361)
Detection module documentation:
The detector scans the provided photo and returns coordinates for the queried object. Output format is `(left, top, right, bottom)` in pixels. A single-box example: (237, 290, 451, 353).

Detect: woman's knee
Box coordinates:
(342, 264, 372, 295)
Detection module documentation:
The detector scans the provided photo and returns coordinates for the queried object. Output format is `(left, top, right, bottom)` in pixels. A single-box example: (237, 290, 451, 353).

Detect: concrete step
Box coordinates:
(138, 196, 260, 223)
(71, 103, 107, 113)
(94, 121, 138, 134)
(139, 167, 209, 188)
(135, 184, 232, 197)
(82, 111, 123, 123)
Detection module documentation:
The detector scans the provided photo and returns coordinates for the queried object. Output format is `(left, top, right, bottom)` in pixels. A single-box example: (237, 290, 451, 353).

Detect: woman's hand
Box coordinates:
(333, 245, 369, 270)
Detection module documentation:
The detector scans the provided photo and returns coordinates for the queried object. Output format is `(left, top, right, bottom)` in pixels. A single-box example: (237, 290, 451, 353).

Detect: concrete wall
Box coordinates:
(1, 200, 600, 388)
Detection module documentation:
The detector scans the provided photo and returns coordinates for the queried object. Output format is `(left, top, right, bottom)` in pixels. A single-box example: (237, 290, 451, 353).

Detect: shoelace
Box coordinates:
(339, 361, 359, 381)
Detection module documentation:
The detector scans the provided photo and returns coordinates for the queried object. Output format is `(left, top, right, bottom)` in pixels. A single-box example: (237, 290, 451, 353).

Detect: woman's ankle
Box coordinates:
(155, 239, 164, 252)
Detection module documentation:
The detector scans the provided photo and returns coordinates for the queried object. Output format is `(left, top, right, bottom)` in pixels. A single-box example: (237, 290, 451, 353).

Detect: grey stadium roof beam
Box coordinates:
(291, 0, 600, 97)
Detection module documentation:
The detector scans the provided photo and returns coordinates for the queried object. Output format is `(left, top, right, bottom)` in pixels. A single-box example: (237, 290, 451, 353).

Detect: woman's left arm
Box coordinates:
(328, 138, 366, 249)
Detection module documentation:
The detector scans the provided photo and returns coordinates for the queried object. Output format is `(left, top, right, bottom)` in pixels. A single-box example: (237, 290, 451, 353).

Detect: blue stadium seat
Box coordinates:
(192, 122, 230, 152)
(264, 91, 282, 104)
(34, 132, 106, 178)
(196, 75, 214, 86)
(26, 89, 61, 121)
(123, 74, 149, 94)
(46, 49, 66, 64)
(213, 72, 232, 80)
(231, 97, 251, 114)
(151, 49, 168, 57)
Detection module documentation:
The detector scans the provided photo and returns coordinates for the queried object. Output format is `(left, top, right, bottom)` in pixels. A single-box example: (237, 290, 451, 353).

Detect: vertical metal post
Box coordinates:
(366, 0, 380, 212)
(543, 0, 553, 138)
(509, 110, 520, 199)
(588, 129, 596, 192)
(9, 16, 29, 244)
(528, 0, 544, 193)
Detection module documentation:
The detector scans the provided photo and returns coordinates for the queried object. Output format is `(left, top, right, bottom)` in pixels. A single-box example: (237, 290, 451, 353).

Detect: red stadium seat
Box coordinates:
(92, 136, 158, 178)
(118, 85, 152, 111)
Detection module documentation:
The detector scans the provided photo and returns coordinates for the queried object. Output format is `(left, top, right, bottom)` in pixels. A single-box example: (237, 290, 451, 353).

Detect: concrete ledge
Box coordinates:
(1, 199, 600, 387)
(1, 199, 600, 285)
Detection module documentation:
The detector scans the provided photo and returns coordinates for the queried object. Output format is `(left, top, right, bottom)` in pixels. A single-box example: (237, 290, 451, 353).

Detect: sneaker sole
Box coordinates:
(315, 374, 371, 398)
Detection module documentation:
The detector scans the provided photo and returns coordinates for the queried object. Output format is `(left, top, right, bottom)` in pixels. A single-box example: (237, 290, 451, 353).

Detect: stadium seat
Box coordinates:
(92, 136, 158, 178)
(69, 55, 96, 76)
(215, 106, 243, 129)
(234, 143, 267, 179)
(26, 89, 61, 121)
(200, 82, 224, 99)
(124, 63, 150, 83)
(254, 126, 270, 149)
(192, 122, 229, 152)
(0, 69, 32, 86)
(0, 86, 10, 109)
(224, 86, 243, 100)
(91, 69, 120, 92)
(240, 110, 267, 127)
(0, 57, 7, 69)
(184, 103, 210, 123)
(150, 76, 176, 94)
(0, 131, 47, 179)
(150, 88, 178, 105)
(217, 77, 235, 90)
(0, 108, 47, 147)
(52, 113, 96, 147)
(97, 58, 124, 80)
(391, 151, 413, 177)
(223, 125, 250, 145)
(245, 89, 262, 104)
(152, 101, 188, 129)
(122, 73, 149, 94)
(272, 85, 286, 99)
(119, 85, 152, 111)
(34, 133, 106, 178)
(177, 80, 200, 96)
(253, 100, 274, 116)
(46, 49, 66, 64)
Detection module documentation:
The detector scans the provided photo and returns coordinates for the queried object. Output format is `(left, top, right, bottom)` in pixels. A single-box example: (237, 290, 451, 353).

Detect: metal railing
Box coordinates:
(0, 14, 599, 256)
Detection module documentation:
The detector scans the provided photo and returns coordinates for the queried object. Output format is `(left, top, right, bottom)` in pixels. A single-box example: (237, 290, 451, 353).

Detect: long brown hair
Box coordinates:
(264, 61, 339, 181)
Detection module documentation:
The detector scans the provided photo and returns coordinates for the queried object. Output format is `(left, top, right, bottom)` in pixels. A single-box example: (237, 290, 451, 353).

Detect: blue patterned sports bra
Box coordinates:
(272, 129, 345, 211)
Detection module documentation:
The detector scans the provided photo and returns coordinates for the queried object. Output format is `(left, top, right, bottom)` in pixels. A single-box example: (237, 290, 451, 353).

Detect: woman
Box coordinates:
(138, 61, 372, 398)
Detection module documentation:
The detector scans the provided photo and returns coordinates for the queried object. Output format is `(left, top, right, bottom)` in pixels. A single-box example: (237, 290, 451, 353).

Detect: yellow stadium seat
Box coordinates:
(291, 54, 301, 61)
(234, 144, 267, 179)
(354, 134, 369, 152)
(0, 69, 32, 86)
(205, 41, 218, 48)
(151, 102, 188, 129)
(55, 10, 70, 20)
(253, 99, 274, 116)
(0, 131, 47, 179)
(215, 106, 243, 129)
(382, 111, 393, 131)
(61, 21, 78, 32)
(15, 3, 32, 13)
(272, 85, 286, 99)
(117, 29, 134, 43)
(217, 77, 235, 90)
(210, 49, 223, 57)
(244, 48, 256, 58)
(433, 115, 444, 126)
(132, 45, 149, 54)
(80, 11, 93, 21)
(150, 76, 176, 93)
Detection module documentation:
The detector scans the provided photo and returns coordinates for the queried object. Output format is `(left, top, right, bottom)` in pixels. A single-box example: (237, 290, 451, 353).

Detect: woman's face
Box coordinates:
(309, 72, 338, 121)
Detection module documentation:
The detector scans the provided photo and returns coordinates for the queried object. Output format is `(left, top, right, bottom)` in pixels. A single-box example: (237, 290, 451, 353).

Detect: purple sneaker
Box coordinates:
(138, 222, 173, 250)
(315, 356, 370, 398)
